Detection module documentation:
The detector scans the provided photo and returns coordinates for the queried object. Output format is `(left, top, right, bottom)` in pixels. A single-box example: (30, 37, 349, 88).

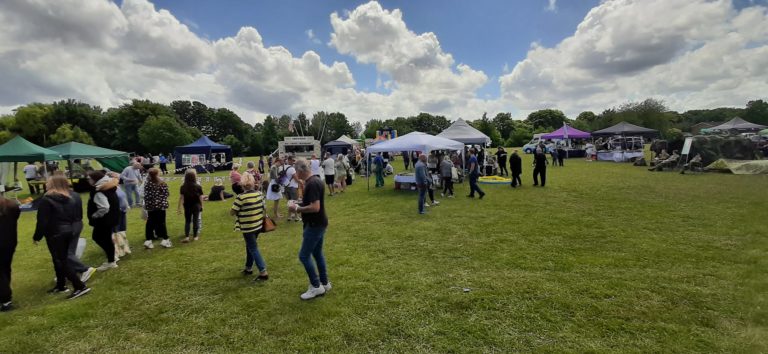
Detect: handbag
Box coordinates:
(262, 215, 276, 232)
(270, 183, 281, 193)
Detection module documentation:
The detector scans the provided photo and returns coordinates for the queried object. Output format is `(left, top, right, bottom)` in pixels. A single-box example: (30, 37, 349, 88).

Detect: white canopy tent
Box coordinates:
(365, 132, 464, 190)
(437, 118, 491, 145)
(336, 134, 361, 148)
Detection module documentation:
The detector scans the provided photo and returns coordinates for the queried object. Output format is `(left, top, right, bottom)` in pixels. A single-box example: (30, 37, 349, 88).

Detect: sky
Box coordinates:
(1, 0, 767, 124)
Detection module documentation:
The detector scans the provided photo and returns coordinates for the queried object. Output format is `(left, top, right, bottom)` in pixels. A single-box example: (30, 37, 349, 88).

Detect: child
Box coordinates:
(110, 172, 131, 258)
(230, 173, 268, 281)
(178, 169, 204, 243)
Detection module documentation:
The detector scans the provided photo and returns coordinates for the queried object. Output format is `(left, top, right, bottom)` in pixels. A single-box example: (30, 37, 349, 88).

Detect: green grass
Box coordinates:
(1, 154, 766, 352)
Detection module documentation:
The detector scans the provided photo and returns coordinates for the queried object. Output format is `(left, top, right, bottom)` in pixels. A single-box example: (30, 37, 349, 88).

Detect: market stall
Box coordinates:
(0, 136, 61, 198)
(173, 136, 232, 173)
(48, 141, 131, 192)
(323, 140, 353, 156)
(541, 124, 591, 157)
(592, 122, 658, 162)
(437, 118, 491, 145)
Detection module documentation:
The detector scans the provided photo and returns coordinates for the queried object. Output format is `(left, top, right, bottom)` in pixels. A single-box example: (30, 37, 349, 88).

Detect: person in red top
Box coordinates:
(230, 164, 243, 195)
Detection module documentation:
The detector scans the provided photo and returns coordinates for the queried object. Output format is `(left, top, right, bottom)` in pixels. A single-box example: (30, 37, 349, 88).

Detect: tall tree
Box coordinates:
(49, 124, 95, 145)
(102, 99, 178, 152)
(473, 113, 503, 147)
(525, 109, 567, 131)
(261, 115, 280, 154)
(138, 115, 193, 154)
(411, 113, 451, 135)
(745, 99, 768, 125)
(492, 112, 515, 140)
(11, 103, 53, 146)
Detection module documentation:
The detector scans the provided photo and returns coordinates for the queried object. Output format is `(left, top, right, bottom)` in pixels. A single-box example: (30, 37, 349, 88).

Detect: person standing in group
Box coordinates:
(288, 159, 331, 300)
(557, 146, 566, 167)
(467, 148, 485, 199)
(284, 156, 301, 222)
(246, 161, 261, 189)
(334, 154, 349, 194)
(266, 158, 284, 219)
(33, 175, 91, 300)
(258, 156, 265, 175)
(230, 164, 243, 195)
(143, 168, 172, 249)
(402, 151, 410, 171)
(23, 162, 39, 195)
(549, 147, 558, 167)
(120, 163, 143, 207)
(86, 170, 120, 271)
(178, 169, 204, 243)
(231, 173, 269, 281)
(440, 156, 454, 198)
(415, 154, 429, 214)
(533, 147, 548, 187)
(267, 155, 273, 170)
(110, 172, 131, 259)
(0, 196, 20, 311)
(322, 153, 336, 195)
(373, 153, 385, 188)
(496, 147, 509, 176)
(510, 150, 523, 188)
(310, 154, 322, 178)
(427, 152, 439, 175)
(159, 154, 169, 174)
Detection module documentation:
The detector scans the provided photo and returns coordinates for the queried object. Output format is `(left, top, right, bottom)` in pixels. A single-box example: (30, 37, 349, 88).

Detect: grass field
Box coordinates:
(1, 153, 766, 352)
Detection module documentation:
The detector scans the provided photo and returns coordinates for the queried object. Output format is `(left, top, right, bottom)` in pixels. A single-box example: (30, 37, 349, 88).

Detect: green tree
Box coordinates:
(492, 112, 515, 140)
(49, 124, 95, 145)
(744, 99, 768, 125)
(575, 111, 598, 130)
(222, 135, 244, 156)
(364, 119, 385, 138)
(473, 113, 503, 147)
(49, 99, 102, 137)
(262, 115, 280, 154)
(0, 130, 13, 145)
(102, 100, 178, 152)
(411, 113, 451, 135)
(526, 109, 567, 130)
(138, 115, 193, 154)
(507, 121, 534, 147)
(12, 103, 53, 146)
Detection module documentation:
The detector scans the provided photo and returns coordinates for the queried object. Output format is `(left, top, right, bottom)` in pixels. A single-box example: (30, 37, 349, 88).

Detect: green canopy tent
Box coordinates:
(0, 136, 61, 195)
(48, 141, 130, 172)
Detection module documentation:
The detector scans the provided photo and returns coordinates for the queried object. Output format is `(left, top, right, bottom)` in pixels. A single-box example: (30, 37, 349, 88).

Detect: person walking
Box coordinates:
(120, 163, 143, 207)
(510, 150, 523, 188)
(415, 154, 429, 214)
(557, 146, 566, 167)
(230, 164, 244, 195)
(322, 153, 336, 195)
(33, 175, 91, 300)
(496, 147, 509, 176)
(159, 154, 169, 174)
(266, 158, 284, 219)
(440, 156, 454, 198)
(231, 173, 269, 281)
(23, 162, 40, 195)
(467, 148, 485, 199)
(533, 147, 548, 187)
(284, 156, 301, 222)
(86, 170, 120, 271)
(0, 196, 20, 311)
(178, 169, 204, 243)
(402, 151, 410, 171)
(288, 159, 331, 300)
(258, 156, 265, 175)
(373, 153, 385, 188)
(334, 154, 348, 194)
(143, 168, 172, 249)
(111, 172, 131, 258)
(310, 154, 322, 178)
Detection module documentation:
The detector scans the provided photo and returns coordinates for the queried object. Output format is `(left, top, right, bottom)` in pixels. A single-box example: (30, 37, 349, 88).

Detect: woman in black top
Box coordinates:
(87, 170, 120, 271)
(33, 175, 91, 300)
(178, 169, 204, 242)
(0, 197, 20, 311)
(208, 178, 233, 201)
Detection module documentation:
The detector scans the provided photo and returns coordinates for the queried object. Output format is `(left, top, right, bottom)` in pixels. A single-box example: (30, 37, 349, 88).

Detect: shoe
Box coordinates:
(448, 194, 454, 198)
(144, 240, 154, 249)
(241, 269, 253, 276)
(181, 237, 190, 243)
(193, 236, 199, 241)
(80, 267, 96, 283)
(48, 287, 70, 294)
(0, 301, 12, 312)
(67, 287, 91, 300)
(440, 193, 445, 198)
(160, 239, 172, 248)
(479, 193, 485, 200)
(466, 195, 475, 198)
(432, 200, 440, 206)
(300, 285, 326, 300)
(419, 211, 427, 215)
(96, 262, 118, 272)
(254, 273, 269, 281)
(322, 282, 332, 292)
(424, 203, 431, 207)
(114, 255, 120, 263)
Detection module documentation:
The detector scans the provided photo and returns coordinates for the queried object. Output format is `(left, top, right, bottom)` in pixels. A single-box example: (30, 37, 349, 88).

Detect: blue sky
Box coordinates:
(148, 0, 599, 99)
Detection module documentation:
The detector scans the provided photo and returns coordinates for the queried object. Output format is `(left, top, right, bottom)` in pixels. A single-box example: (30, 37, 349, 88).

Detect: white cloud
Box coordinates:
(305, 29, 321, 44)
(546, 0, 557, 12)
(500, 0, 768, 115)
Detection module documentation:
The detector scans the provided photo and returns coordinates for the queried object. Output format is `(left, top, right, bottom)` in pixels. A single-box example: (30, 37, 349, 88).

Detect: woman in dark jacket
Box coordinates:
(87, 170, 120, 271)
(33, 175, 91, 300)
(143, 168, 171, 249)
(0, 196, 20, 311)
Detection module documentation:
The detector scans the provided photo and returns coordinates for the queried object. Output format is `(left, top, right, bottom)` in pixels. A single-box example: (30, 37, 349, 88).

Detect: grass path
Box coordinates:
(1, 155, 766, 352)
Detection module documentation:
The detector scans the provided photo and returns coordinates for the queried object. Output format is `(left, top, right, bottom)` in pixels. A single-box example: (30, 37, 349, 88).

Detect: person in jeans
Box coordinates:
(159, 154, 169, 174)
(120, 163, 143, 207)
(143, 168, 171, 249)
(414, 154, 429, 214)
(0, 196, 20, 311)
(86, 170, 120, 271)
(110, 172, 131, 257)
(467, 148, 485, 199)
(33, 175, 91, 300)
(439, 156, 454, 198)
(231, 173, 268, 281)
(288, 158, 330, 300)
(178, 169, 204, 243)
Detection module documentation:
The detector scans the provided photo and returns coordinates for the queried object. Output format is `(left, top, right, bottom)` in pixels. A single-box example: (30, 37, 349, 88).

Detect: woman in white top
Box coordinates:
(266, 158, 284, 218)
(321, 153, 336, 196)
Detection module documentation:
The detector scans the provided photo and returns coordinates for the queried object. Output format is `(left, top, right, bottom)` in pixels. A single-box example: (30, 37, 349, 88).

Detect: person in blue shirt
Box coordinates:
(373, 153, 385, 188)
(159, 154, 168, 174)
(467, 148, 485, 199)
(414, 154, 428, 214)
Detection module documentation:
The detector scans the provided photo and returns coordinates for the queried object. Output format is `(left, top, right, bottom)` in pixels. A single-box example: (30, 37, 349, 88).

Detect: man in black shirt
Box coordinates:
(289, 158, 330, 300)
(509, 150, 522, 188)
(533, 147, 548, 187)
(495, 147, 508, 176)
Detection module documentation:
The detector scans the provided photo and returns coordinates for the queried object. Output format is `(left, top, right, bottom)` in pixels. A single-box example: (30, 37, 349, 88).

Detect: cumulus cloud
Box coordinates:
(546, 0, 557, 12)
(500, 0, 768, 115)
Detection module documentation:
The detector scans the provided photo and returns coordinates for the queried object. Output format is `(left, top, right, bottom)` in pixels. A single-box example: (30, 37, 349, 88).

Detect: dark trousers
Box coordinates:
(92, 225, 115, 263)
(184, 206, 200, 237)
(46, 233, 85, 291)
(533, 167, 546, 186)
(160, 163, 168, 174)
(468, 174, 484, 197)
(418, 187, 427, 213)
(442, 177, 453, 196)
(0, 242, 16, 303)
(145, 209, 169, 241)
(26, 178, 37, 195)
(404, 160, 410, 170)
(67, 235, 88, 273)
(511, 173, 522, 187)
(557, 157, 564, 167)
(498, 162, 508, 176)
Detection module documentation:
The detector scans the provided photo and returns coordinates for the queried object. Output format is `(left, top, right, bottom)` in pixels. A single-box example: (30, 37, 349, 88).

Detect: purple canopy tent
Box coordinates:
(541, 124, 591, 139)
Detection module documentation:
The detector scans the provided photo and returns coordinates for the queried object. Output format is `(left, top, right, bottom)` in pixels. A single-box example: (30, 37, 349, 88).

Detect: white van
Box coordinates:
(522, 134, 556, 154)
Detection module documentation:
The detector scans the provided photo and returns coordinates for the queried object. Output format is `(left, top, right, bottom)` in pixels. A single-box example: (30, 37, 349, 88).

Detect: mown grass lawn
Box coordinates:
(1, 153, 766, 352)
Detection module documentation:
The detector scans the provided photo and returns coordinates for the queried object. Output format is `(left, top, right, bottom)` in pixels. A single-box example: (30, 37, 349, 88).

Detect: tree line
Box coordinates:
(1, 98, 766, 154)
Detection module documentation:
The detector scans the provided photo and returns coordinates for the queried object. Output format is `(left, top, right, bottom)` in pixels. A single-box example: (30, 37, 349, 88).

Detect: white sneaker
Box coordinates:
(160, 239, 172, 248)
(424, 203, 431, 207)
(96, 262, 118, 272)
(300, 285, 326, 300)
(432, 200, 440, 206)
(144, 240, 154, 249)
(80, 267, 96, 282)
(440, 193, 445, 198)
(322, 282, 332, 293)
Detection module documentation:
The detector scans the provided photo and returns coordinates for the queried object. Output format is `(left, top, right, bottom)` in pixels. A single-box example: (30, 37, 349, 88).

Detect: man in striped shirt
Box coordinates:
(230, 173, 268, 281)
